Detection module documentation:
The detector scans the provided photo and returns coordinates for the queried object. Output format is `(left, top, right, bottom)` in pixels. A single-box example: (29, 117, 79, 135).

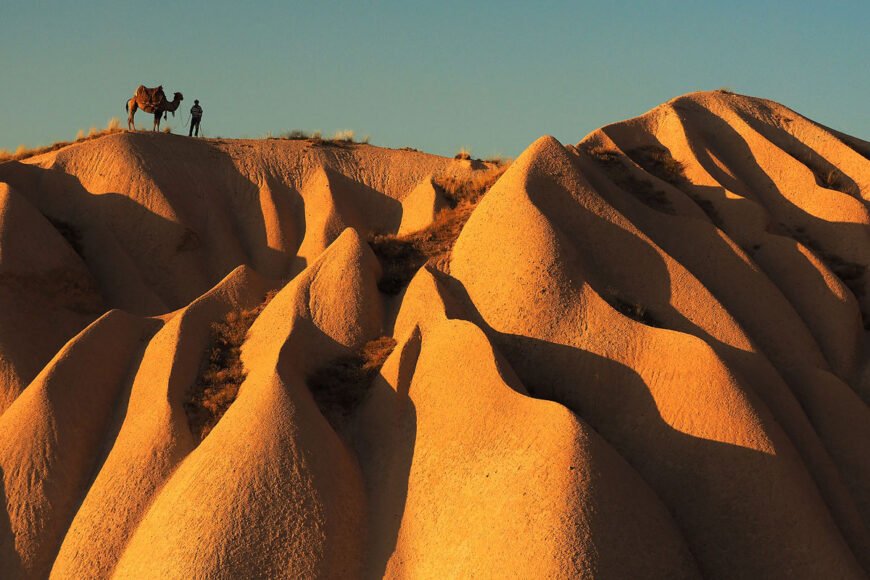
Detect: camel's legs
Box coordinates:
(127, 99, 137, 130)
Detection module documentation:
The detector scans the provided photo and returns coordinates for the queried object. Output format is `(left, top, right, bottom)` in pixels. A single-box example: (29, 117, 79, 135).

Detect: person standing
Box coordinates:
(189, 100, 203, 137)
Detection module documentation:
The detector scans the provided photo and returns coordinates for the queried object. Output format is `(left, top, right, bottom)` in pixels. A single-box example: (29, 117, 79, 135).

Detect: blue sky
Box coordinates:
(1, 1, 867, 157)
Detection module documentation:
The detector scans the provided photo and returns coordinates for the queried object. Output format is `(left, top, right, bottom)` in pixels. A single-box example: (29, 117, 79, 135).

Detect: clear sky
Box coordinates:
(1, 1, 867, 158)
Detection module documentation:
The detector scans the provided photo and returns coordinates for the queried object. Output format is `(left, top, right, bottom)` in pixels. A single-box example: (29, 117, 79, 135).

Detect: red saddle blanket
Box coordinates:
(134, 85, 165, 113)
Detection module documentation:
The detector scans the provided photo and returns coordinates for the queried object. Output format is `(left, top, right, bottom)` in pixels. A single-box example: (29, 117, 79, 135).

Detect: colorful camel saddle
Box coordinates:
(135, 85, 166, 113)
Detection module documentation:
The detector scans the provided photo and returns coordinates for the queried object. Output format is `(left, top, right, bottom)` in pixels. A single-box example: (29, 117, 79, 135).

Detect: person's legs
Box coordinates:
(188, 118, 194, 137)
(193, 118, 201, 137)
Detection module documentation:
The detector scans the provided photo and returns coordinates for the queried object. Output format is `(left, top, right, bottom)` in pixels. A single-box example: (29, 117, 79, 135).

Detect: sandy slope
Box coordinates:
(0, 91, 868, 578)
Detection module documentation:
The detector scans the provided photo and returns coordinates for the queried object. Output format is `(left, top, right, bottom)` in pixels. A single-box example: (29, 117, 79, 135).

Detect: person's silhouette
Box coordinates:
(189, 100, 203, 137)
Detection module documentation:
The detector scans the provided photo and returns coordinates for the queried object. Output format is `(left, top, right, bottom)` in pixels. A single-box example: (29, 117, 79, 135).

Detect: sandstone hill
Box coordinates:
(0, 90, 868, 578)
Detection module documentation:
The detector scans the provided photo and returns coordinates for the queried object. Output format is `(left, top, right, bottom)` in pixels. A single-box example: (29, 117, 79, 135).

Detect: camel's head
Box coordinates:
(174, 92, 184, 102)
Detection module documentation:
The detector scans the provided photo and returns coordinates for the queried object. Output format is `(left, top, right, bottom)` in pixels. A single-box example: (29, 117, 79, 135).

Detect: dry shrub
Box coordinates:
(483, 155, 509, 166)
(291, 129, 368, 148)
(0, 146, 25, 162)
(587, 141, 726, 227)
(622, 144, 725, 227)
(454, 147, 472, 160)
(0, 119, 124, 164)
(817, 167, 860, 196)
(333, 129, 355, 142)
(603, 291, 662, 328)
(586, 144, 676, 215)
(369, 162, 509, 293)
(627, 145, 686, 185)
(821, 169, 843, 189)
(435, 163, 509, 207)
(585, 144, 622, 163)
(791, 148, 861, 197)
(272, 129, 330, 141)
(185, 289, 278, 440)
(277, 129, 312, 140)
(306, 336, 397, 428)
(368, 235, 426, 295)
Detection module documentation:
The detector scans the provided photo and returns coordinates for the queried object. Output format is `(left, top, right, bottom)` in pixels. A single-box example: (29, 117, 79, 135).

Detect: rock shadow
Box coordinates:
(346, 330, 419, 579)
(0, 466, 22, 576)
(438, 275, 864, 578)
(673, 101, 868, 311)
(0, 137, 297, 314)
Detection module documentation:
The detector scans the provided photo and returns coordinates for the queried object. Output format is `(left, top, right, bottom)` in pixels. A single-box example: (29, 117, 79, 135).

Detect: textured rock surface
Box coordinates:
(0, 91, 868, 578)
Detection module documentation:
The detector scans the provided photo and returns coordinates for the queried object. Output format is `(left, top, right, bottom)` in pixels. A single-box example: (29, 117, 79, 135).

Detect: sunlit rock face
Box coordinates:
(0, 91, 868, 579)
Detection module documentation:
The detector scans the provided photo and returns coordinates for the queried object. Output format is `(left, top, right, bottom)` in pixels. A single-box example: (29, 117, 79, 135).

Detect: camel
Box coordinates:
(125, 85, 184, 131)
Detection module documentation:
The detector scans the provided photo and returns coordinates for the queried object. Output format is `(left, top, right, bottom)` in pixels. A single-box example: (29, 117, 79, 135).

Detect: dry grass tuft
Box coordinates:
(483, 155, 509, 166)
(817, 167, 860, 196)
(454, 147, 472, 161)
(333, 129, 355, 142)
(272, 129, 366, 145)
(306, 336, 397, 429)
(624, 145, 725, 228)
(585, 144, 676, 214)
(603, 291, 662, 328)
(185, 289, 278, 441)
(627, 145, 686, 185)
(0, 119, 125, 163)
(585, 142, 727, 228)
(791, 149, 861, 197)
(277, 129, 313, 140)
(585, 144, 622, 163)
(369, 162, 509, 293)
(368, 235, 427, 295)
